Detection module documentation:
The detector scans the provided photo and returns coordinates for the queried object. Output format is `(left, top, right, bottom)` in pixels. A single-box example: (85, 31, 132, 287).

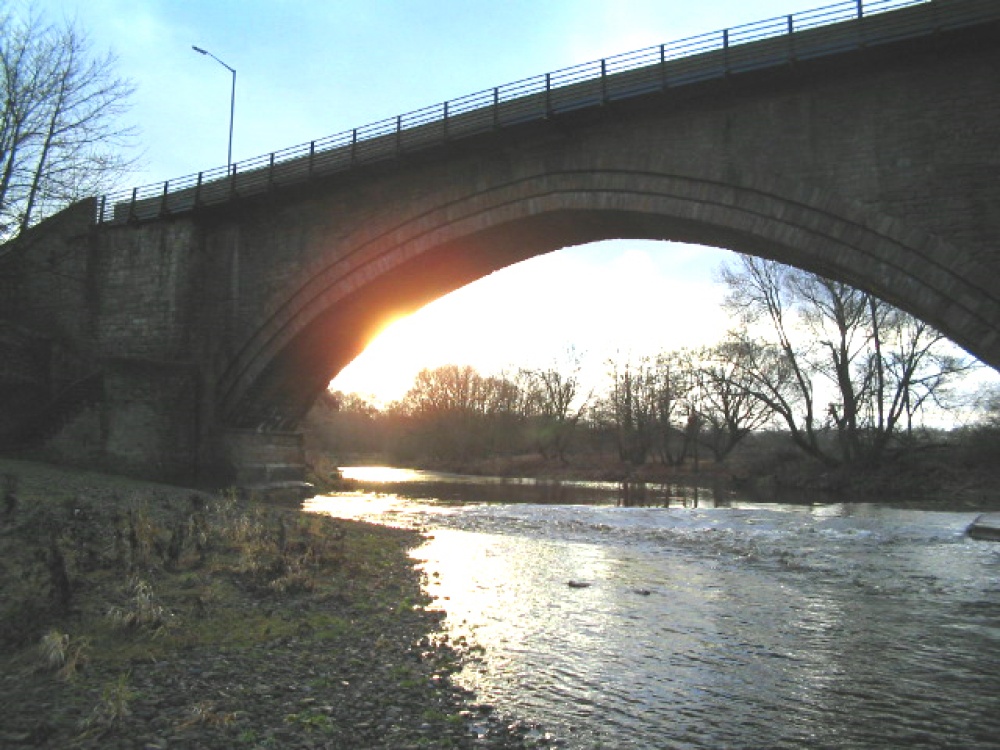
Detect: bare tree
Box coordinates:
(695, 342, 775, 462)
(598, 356, 661, 466)
(720, 256, 828, 462)
(394, 365, 525, 461)
(720, 254, 973, 466)
(649, 351, 694, 467)
(478, 371, 532, 455)
(595, 352, 707, 468)
(521, 349, 590, 462)
(868, 306, 972, 452)
(0, 4, 135, 239)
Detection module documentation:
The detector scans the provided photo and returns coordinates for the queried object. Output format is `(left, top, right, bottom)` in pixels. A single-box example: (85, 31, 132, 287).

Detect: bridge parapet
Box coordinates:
(95, 0, 1000, 226)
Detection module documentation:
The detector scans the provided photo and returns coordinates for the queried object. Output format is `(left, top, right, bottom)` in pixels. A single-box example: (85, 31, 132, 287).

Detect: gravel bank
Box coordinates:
(0, 458, 544, 749)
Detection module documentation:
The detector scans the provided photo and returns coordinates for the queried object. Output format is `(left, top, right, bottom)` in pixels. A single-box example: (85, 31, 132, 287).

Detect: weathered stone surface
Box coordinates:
(1, 8, 999, 483)
(968, 513, 1000, 542)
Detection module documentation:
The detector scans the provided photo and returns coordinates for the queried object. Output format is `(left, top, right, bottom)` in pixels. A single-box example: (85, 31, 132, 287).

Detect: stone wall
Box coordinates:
(2, 12, 998, 484)
(100, 359, 200, 482)
(91, 220, 201, 361)
(215, 428, 306, 486)
(0, 199, 96, 362)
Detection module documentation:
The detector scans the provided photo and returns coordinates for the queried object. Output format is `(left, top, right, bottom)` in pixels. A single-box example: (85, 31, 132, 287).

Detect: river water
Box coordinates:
(305, 468, 1000, 749)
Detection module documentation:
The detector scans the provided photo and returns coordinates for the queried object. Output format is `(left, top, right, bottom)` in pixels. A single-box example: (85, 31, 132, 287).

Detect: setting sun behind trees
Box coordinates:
(329, 241, 734, 405)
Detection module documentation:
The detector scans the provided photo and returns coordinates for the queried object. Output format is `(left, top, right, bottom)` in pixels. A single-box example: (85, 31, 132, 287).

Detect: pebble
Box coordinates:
(0, 513, 540, 750)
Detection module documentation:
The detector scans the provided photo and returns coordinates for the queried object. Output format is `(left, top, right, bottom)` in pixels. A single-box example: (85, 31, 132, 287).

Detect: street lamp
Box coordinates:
(192, 45, 236, 171)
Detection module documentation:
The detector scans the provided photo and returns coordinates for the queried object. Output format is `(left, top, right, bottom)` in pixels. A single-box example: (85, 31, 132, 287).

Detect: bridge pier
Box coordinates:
(100, 358, 200, 479)
(215, 428, 310, 498)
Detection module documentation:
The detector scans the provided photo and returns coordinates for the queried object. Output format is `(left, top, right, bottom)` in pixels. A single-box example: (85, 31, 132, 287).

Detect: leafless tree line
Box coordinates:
(381, 358, 590, 463)
(718, 255, 974, 467)
(309, 257, 976, 470)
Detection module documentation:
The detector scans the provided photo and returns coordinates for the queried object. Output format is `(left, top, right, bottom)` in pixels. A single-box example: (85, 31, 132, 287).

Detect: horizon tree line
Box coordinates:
(306, 256, 980, 470)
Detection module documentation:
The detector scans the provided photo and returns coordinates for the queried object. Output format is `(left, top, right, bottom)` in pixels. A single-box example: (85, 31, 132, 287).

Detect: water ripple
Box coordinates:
(309, 483, 1000, 749)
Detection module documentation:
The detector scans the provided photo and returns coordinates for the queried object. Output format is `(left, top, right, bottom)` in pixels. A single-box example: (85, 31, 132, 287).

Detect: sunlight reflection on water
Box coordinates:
(338, 466, 428, 483)
(306, 470, 1000, 749)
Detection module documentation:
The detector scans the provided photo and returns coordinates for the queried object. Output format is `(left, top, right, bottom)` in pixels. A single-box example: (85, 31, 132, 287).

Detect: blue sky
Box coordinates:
(26, 0, 990, 406)
(31, 0, 805, 180)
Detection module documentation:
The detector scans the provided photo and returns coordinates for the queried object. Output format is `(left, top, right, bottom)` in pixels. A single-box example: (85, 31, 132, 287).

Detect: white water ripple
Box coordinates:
(307, 478, 1000, 749)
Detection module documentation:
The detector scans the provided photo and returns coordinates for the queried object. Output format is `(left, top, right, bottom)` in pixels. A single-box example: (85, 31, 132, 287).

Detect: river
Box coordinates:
(305, 467, 1000, 749)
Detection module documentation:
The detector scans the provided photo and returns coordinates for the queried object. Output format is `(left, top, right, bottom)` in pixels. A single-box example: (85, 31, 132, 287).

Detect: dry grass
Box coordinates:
(0, 457, 354, 671)
(0, 457, 520, 750)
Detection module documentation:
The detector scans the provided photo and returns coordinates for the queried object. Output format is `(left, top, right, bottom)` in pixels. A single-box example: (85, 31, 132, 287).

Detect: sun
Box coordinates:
(330, 315, 429, 404)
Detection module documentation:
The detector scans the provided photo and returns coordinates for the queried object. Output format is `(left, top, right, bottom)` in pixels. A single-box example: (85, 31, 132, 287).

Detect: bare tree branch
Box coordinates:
(0, 4, 136, 239)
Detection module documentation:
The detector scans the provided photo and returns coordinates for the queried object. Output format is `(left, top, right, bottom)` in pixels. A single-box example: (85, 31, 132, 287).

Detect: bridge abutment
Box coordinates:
(215, 428, 309, 497)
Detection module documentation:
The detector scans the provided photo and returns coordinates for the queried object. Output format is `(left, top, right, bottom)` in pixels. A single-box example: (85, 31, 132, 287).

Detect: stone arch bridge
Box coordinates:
(1, 0, 998, 485)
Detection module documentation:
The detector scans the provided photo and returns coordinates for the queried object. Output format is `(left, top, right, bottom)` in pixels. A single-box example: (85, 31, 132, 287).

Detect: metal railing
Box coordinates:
(94, 0, 996, 225)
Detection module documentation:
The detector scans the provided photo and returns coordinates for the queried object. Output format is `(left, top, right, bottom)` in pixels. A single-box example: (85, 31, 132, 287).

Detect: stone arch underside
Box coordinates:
(218, 168, 1000, 429)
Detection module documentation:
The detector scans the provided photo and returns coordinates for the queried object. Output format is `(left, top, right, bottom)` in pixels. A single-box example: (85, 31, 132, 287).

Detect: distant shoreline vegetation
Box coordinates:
(307, 258, 999, 501)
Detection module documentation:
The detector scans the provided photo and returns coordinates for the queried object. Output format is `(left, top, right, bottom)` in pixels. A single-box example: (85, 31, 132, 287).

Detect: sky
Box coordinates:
(24, 0, 992, 407)
(28, 0, 809, 181)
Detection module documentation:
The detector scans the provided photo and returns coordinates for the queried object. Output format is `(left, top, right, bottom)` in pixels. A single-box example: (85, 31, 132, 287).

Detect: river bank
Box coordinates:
(0, 457, 542, 749)
(309, 468, 1000, 749)
(324, 436, 1000, 511)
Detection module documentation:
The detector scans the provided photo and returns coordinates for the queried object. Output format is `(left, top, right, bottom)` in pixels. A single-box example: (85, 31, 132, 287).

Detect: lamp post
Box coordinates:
(192, 45, 236, 171)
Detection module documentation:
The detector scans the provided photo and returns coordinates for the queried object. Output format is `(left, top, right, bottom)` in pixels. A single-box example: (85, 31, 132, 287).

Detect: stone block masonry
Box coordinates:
(1, 8, 998, 484)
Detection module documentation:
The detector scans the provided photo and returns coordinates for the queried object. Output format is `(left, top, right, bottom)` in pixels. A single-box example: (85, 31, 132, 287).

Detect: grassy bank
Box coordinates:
(0, 458, 537, 749)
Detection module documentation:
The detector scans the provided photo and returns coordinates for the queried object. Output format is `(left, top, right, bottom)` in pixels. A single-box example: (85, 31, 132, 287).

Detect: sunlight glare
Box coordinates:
(330, 241, 735, 404)
(338, 466, 426, 483)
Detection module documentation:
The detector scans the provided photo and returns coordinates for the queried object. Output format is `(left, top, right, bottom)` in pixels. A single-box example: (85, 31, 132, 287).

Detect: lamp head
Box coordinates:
(192, 45, 208, 54)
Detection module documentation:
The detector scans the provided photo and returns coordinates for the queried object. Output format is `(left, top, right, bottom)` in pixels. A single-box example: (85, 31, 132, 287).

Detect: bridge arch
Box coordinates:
(219, 163, 1000, 429)
(4, 2, 999, 482)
